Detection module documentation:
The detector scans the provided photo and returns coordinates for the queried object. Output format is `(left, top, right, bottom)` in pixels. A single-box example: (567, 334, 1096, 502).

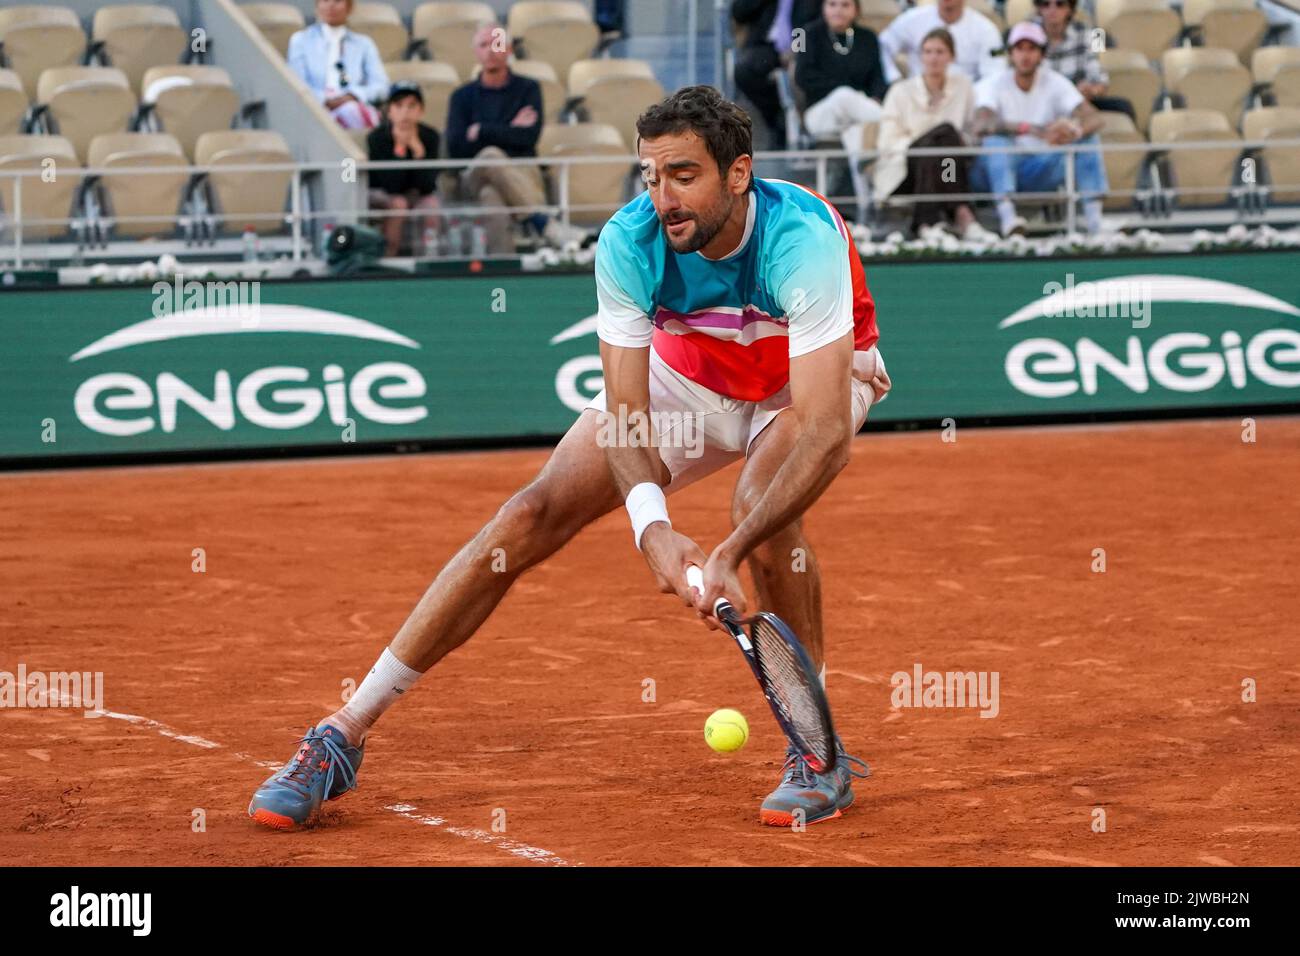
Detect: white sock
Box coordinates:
(332, 647, 423, 741)
(996, 199, 1017, 232)
(1084, 199, 1103, 234)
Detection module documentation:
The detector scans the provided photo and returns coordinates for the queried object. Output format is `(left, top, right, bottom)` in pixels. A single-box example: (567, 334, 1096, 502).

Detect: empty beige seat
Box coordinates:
(508, 59, 565, 124)
(1182, 0, 1267, 64)
(141, 66, 240, 161)
(1097, 109, 1147, 209)
(508, 2, 599, 84)
(195, 129, 292, 234)
(1243, 106, 1300, 203)
(0, 70, 26, 136)
(1100, 49, 1161, 134)
(567, 59, 665, 151)
(1162, 46, 1252, 128)
(88, 132, 190, 238)
(1096, 0, 1182, 63)
(1253, 47, 1300, 109)
(92, 5, 188, 95)
(240, 2, 306, 58)
(350, 3, 409, 63)
(412, 2, 496, 80)
(1150, 108, 1241, 206)
(0, 134, 80, 238)
(536, 122, 629, 225)
(856, 0, 900, 35)
(36, 67, 138, 163)
(384, 60, 459, 136)
(0, 6, 86, 100)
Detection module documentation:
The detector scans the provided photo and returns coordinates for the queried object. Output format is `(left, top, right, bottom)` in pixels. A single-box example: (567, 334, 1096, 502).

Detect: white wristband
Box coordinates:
(625, 481, 671, 551)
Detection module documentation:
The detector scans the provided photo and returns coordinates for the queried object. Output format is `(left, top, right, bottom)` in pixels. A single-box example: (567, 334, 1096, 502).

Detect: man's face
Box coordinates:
(937, 0, 964, 20)
(638, 130, 743, 254)
(474, 25, 511, 71)
(386, 95, 423, 128)
(1011, 40, 1044, 76)
(1036, 0, 1073, 29)
(316, 0, 349, 27)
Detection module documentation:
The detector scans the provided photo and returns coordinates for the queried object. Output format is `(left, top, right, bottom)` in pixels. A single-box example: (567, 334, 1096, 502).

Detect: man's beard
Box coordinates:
(661, 194, 733, 253)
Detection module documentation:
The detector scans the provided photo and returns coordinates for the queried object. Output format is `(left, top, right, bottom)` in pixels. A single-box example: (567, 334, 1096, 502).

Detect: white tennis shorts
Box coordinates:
(584, 346, 889, 495)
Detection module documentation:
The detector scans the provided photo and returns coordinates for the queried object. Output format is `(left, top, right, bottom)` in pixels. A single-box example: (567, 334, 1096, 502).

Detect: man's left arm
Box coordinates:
(714, 331, 854, 569)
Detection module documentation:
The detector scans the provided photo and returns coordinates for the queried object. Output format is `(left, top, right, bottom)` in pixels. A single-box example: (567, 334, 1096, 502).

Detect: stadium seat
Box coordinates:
(499, 59, 565, 124)
(0, 70, 26, 136)
(1181, 0, 1267, 65)
(536, 122, 629, 226)
(1100, 48, 1161, 134)
(0, 5, 86, 100)
(1242, 106, 1300, 203)
(1097, 109, 1147, 209)
(567, 59, 665, 150)
(36, 67, 138, 164)
(1096, 0, 1182, 64)
(91, 5, 189, 96)
(915, 0, 1006, 31)
(384, 60, 459, 138)
(349, 3, 410, 63)
(141, 66, 240, 162)
(508, 1, 600, 83)
(88, 132, 190, 238)
(1149, 108, 1241, 206)
(1252, 47, 1300, 109)
(412, 2, 496, 81)
(194, 129, 293, 235)
(0, 134, 81, 239)
(240, 2, 306, 58)
(1161, 46, 1252, 129)
(855, 0, 900, 36)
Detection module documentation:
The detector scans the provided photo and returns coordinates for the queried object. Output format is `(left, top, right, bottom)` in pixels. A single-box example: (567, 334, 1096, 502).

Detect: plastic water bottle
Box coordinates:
(446, 220, 465, 257)
(321, 223, 335, 259)
(422, 226, 438, 258)
(242, 225, 258, 262)
(470, 223, 487, 259)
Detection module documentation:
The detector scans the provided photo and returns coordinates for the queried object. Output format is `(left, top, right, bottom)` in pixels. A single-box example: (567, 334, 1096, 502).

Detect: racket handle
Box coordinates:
(685, 564, 730, 617)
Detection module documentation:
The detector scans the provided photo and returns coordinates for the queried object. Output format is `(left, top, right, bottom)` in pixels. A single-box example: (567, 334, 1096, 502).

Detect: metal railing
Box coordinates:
(2, 137, 1299, 267)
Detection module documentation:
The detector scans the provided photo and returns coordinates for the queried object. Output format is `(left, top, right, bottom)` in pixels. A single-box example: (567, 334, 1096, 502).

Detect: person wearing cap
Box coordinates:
(288, 0, 388, 129)
(970, 20, 1107, 237)
(367, 82, 442, 256)
(878, 0, 1005, 85)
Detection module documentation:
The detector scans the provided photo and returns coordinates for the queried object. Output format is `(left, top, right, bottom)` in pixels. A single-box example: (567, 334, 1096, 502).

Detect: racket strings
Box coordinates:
(750, 617, 834, 769)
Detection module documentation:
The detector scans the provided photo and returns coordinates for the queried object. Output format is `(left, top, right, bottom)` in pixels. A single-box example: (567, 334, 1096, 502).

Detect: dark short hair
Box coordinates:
(635, 85, 753, 190)
(387, 80, 423, 106)
(920, 27, 956, 57)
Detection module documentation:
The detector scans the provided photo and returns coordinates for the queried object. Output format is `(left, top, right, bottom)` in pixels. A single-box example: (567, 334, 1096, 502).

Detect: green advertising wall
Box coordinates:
(2, 251, 1298, 463)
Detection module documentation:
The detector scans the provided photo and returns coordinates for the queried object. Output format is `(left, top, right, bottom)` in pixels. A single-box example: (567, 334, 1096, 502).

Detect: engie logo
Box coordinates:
(549, 313, 602, 412)
(1000, 276, 1300, 399)
(70, 306, 428, 436)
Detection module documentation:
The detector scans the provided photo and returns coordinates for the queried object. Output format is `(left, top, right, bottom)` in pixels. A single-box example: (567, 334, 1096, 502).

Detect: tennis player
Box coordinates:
(249, 85, 890, 830)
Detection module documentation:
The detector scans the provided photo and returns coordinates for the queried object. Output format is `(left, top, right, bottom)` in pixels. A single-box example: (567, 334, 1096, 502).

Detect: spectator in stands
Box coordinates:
(794, 0, 888, 155)
(879, 0, 1004, 84)
(876, 28, 993, 241)
(970, 21, 1107, 236)
(367, 82, 441, 256)
(1034, 0, 1135, 121)
(731, 0, 821, 149)
(288, 0, 388, 129)
(446, 24, 583, 249)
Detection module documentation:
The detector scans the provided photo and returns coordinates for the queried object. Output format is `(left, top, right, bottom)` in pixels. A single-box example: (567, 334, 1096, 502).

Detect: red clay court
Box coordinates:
(2, 416, 1297, 866)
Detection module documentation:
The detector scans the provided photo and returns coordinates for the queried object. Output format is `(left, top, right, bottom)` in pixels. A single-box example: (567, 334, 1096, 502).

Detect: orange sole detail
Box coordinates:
(759, 806, 844, 827)
(250, 807, 298, 831)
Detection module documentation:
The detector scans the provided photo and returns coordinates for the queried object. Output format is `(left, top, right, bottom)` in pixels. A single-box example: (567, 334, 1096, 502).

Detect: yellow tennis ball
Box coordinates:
(704, 708, 749, 753)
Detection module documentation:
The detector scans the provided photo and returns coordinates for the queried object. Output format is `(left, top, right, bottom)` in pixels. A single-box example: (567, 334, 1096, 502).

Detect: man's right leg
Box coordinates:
(248, 409, 629, 828)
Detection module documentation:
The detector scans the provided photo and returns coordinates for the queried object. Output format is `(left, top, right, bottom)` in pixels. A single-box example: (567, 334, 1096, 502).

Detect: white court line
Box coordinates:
(78, 703, 579, 866)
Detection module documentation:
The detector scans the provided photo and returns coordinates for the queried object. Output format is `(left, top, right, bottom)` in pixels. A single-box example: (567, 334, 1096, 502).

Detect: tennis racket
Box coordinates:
(686, 565, 838, 774)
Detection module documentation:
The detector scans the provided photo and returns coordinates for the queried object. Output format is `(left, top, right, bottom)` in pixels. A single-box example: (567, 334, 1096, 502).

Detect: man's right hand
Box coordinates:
(640, 523, 709, 607)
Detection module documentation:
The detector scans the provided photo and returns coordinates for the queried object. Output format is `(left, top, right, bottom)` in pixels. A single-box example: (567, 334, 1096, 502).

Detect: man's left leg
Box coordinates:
(734, 387, 874, 827)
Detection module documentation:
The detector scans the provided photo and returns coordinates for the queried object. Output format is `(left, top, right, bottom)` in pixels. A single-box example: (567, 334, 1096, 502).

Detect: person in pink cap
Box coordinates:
(969, 20, 1108, 237)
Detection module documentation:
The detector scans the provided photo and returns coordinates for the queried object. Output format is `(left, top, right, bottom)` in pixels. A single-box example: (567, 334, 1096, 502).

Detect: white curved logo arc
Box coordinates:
(549, 314, 599, 345)
(998, 276, 1300, 330)
(70, 305, 420, 362)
